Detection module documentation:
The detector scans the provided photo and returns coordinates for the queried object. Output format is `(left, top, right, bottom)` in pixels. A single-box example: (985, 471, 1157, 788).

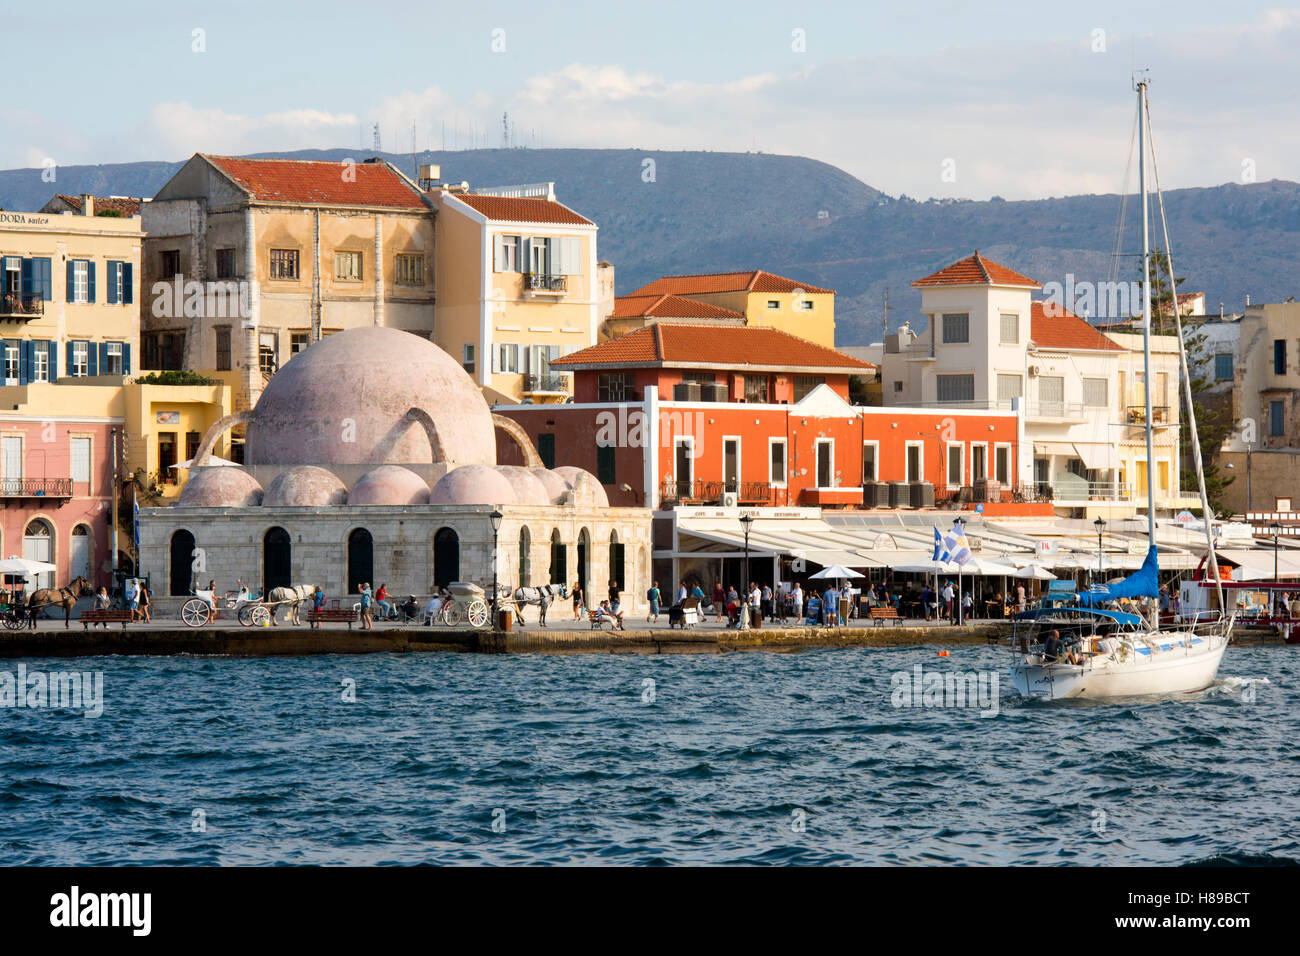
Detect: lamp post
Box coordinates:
(952, 517, 964, 625)
(1270, 519, 1281, 616)
(740, 514, 753, 595)
(1094, 516, 1106, 587)
(489, 509, 503, 628)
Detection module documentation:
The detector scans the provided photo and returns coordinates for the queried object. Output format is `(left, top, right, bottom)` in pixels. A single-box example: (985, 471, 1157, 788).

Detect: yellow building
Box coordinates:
(1, 202, 142, 383)
(431, 184, 601, 404)
(624, 270, 836, 347)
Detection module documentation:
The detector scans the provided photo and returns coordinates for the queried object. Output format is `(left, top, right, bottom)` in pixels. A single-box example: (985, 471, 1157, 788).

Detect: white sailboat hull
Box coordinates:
(1009, 632, 1227, 700)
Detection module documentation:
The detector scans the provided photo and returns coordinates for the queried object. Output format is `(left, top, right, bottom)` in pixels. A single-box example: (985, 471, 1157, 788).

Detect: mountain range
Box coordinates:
(2, 147, 1296, 345)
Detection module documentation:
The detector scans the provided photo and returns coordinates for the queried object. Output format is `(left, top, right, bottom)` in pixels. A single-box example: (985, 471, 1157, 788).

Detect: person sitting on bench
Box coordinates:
(597, 600, 624, 630)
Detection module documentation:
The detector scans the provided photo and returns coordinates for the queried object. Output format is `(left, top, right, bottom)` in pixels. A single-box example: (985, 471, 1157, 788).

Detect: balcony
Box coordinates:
(1126, 405, 1171, 425)
(659, 477, 773, 506)
(0, 292, 44, 319)
(800, 487, 864, 507)
(524, 372, 570, 395)
(526, 273, 567, 295)
(1024, 401, 1087, 421)
(0, 477, 73, 498)
(1015, 479, 1136, 504)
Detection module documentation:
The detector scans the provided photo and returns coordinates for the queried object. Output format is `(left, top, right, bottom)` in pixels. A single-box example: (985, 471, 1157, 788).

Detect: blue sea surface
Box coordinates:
(0, 645, 1295, 865)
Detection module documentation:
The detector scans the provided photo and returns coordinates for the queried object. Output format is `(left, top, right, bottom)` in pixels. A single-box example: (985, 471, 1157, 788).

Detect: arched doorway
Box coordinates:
(69, 524, 92, 582)
(518, 526, 531, 587)
(576, 528, 590, 603)
(608, 530, 625, 598)
(23, 519, 54, 591)
(170, 529, 196, 595)
(347, 528, 373, 595)
(433, 527, 459, 589)
(549, 529, 566, 585)
(264, 527, 292, 593)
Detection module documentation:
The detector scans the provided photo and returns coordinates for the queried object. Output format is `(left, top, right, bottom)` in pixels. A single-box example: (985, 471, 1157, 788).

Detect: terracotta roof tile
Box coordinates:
(630, 270, 835, 296)
(51, 194, 143, 217)
(206, 155, 427, 209)
(455, 194, 593, 225)
(552, 324, 874, 370)
(1030, 301, 1125, 352)
(611, 294, 745, 320)
(912, 251, 1041, 288)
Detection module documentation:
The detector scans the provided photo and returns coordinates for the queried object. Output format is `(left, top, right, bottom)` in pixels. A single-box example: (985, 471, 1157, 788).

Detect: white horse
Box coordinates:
(512, 584, 568, 626)
(266, 584, 316, 625)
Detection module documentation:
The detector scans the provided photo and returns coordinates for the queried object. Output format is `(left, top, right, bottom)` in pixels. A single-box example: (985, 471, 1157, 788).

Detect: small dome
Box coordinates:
(529, 468, 570, 505)
(262, 466, 348, 507)
(429, 464, 518, 506)
(349, 465, 431, 506)
(552, 466, 609, 508)
(495, 466, 552, 506)
(178, 467, 264, 508)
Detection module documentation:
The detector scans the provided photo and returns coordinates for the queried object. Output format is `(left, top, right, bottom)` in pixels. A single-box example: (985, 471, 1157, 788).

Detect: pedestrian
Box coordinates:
(825, 585, 839, 627)
(138, 582, 152, 623)
(359, 583, 373, 629)
(962, 590, 973, 622)
(676, 580, 689, 604)
(1017, 584, 1026, 613)
(792, 582, 804, 623)
(942, 580, 955, 623)
(126, 577, 140, 622)
(376, 583, 393, 620)
(761, 583, 773, 620)
(572, 584, 584, 621)
(748, 582, 761, 628)
(310, 586, 326, 628)
(712, 581, 725, 622)
(646, 580, 661, 623)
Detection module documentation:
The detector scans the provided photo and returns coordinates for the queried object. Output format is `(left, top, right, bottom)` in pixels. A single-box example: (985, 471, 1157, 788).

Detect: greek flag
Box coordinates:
(1089, 583, 1109, 594)
(133, 498, 140, 547)
(935, 524, 972, 566)
(932, 527, 944, 562)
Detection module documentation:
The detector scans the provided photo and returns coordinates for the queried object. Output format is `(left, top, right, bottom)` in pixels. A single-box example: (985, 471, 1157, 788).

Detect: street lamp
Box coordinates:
(489, 509, 503, 628)
(1094, 516, 1106, 585)
(952, 517, 964, 625)
(1270, 519, 1282, 615)
(739, 514, 753, 596)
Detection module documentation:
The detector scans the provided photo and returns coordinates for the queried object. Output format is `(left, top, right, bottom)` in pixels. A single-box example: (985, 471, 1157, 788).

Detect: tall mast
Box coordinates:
(1137, 78, 1157, 544)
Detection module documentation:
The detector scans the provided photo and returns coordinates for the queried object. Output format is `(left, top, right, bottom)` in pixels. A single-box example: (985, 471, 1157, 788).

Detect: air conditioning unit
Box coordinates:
(1028, 365, 1041, 376)
(721, 492, 739, 508)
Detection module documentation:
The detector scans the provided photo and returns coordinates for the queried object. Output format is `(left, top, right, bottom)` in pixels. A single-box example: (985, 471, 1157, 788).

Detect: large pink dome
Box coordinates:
(349, 465, 431, 505)
(244, 327, 495, 468)
(178, 467, 264, 507)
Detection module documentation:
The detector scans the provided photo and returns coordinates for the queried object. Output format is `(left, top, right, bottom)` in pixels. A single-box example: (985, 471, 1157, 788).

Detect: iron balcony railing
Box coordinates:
(525, 372, 570, 393)
(0, 477, 73, 497)
(660, 477, 772, 505)
(527, 273, 567, 293)
(0, 292, 44, 318)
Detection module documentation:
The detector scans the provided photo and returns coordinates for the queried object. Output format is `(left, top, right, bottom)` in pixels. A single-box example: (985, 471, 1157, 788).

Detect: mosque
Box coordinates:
(137, 327, 651, 616)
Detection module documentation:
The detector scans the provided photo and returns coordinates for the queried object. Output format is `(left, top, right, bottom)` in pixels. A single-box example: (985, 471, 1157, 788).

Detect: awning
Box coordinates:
(1034, 441, 1077, 458)
(1216, 549, 1300, 580)
(674, 517, 938, 569)
(1075, 442, 1119, 471)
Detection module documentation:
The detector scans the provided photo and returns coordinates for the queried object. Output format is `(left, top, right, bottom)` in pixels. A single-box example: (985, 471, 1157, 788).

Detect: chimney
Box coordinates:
(81, 194, 94, 217)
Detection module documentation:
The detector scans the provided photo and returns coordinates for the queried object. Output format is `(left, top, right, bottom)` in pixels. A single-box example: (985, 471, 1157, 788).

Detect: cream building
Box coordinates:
(431, 183, 601, 404)
(1, 202, 141, 383)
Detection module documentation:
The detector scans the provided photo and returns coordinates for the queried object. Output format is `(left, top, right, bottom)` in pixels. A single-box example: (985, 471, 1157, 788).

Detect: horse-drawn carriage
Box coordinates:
(432, 582, 567, 628)
(180, 584, 311, 628)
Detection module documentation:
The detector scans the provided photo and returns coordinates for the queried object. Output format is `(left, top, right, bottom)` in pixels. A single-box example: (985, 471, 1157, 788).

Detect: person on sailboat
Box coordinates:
(1043, 629, 1062, 662)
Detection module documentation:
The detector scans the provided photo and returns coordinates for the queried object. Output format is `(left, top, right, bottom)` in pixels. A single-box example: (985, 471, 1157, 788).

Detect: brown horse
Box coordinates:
(27, 576, 93, 629)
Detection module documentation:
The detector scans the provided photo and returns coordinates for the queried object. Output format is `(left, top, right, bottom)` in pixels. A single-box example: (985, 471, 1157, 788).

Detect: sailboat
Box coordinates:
(1008, 76, 1233, 700)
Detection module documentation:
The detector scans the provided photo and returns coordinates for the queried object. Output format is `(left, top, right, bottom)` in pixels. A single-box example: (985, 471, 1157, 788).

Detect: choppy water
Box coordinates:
(1, 645, 1296, 865)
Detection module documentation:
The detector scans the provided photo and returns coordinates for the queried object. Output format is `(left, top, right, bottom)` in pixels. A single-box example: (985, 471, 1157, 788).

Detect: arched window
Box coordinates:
(69, 524, 92, 582)
(549, 529, 566, 585)
(347, 528, 373, 595)
(576, 528, 590, 602)
(433, 527, 460, 589)
(169, 529, 196, 596)
(518, 526, 531, 587)
(264, 526, 292, 593)
(23, 519, 54, 590)
(608, 530, 625, 599)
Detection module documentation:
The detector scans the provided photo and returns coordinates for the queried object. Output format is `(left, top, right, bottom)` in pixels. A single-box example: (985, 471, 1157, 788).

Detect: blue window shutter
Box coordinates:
(123, 263, 133, 305)
(88, 341, 98, 376)
(106, 262, 118, 305)
(47, 340, 57, 381)
(18, 340, 30, 385)
(66, 341, 73, 373)
(20, 258, 33, 296)
(123, 342, 131, 375)
(87, 261, 96, 303)
(99, 342, 109, 374)
(66, 261, 74, 301)
(38, 258, 51, 300)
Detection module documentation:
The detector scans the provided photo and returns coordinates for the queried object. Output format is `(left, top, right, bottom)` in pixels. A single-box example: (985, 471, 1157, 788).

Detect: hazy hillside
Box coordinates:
(2, 148, 1295, 345)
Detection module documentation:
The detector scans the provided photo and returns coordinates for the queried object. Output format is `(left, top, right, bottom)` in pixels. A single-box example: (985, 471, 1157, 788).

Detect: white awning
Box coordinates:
(1075, 442, 1119, 471)
(1034, 441, 1077, 458)
(674, 517, 937, 569)
(1216, 549, 1300, 580)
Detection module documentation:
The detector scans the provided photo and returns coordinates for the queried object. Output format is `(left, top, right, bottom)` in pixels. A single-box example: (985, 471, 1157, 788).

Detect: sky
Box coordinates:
(4, 0, 1299, 199)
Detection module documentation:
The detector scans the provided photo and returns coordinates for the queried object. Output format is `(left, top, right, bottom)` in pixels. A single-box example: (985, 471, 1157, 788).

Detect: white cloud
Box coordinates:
(146, 101, 360, 158)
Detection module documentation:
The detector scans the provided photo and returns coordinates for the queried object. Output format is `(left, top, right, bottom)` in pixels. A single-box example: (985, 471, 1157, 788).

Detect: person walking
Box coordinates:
(712, 582, 726, 623)
(138, 583, 152, 623)
(310, 586, 326, 628)
(962, 590, 974, 623)
(359, 583, 373, 630)
(572, 584, 584, 621)
(792, 583, 804, 623)
(646, 580, 661, 624)
(1016, 584, 1027, 613)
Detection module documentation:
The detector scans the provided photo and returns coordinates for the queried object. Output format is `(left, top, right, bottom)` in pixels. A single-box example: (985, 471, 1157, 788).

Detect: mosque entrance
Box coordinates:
(347, 528, 373, 594)
(264, 527, 292, 593)
(170, 529, 196, 596)
(433, 528, 459, 589)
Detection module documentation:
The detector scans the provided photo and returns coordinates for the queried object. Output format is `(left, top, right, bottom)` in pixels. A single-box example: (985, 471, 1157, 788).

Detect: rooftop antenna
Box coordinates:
(372, 123, 381, 152)
(502, 112, 510, 149)
(882, 287, 891, 335)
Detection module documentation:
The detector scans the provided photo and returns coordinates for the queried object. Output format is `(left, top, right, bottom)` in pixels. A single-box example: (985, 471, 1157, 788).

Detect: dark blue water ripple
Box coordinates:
(0, 645, 1295, 865)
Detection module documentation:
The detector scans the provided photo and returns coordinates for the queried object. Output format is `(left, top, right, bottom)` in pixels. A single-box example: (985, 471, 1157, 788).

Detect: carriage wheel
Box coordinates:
(181, 599, 211, 628)
(443, 602, 465, 626)
(2, 608, 25, 630)
(467, 600, 490, 628)
(238, 605, 255, 626)
(250, 605, 271, 627)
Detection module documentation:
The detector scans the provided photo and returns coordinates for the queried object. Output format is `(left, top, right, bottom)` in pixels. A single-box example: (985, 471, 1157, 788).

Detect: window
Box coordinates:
(769, 439, 787, 487)
(767, 300, 780, 310)
(862, 441, 877, 482)
(947, 444, 964, 488)
(1038, 375, 1065, 413)
(905, 442, 923, 482)
(1082, 377, 1108, 407)
(4, 344, 17, 385)
(1214, 353, 1233, 381)
(1000, 313, 1018, 345)
(495, 343, 520, 374)
(33, 347, 48, 383)
(160, 250, 180, 277)
(995, 445, 1011, 485)
(942, 313, 969, 344)
(72, 341, 88, 377)
(113, 262, 123, 303)
(258, 332, 277, 376)
(462, 343, 475, 375)
(334, 251, 362, 281)
(793, 375, 821, 401)
(892, 381, 903, 393)
(597, 373, 629, 402)
(1270, 400, 1285, 436)
(798, 300, 814, 311)
(68, 437, 91, 484)
(681, 371, 715, 384)
(816, 439, 833, 488)
(971, 444, 987, 481)
(186, 431, 201, 461)
(269, 249, 299, 280)
(997, 374, 1022, 402)
(215, 328, 231, 371)
(290, 331, 310, 355)
(216, 248, 237, 279)
(596, 445, 616, 484)
(1275, 339, 1287, 375)
(104, 342, 123, 375)
(723, 438, 740, 491)
(528, 237, 551, 275)
(72, 260, 88, 303)
(493, 235, 521, 273)
(674, 438, 694, 491)
(744, 375, 769, 403)
(395, 254, 423, 285)
(157, 431, 177, 482)
(936, 374, 974, 403)
(1, 435, 20, 480)
(537, 433, 556, 469)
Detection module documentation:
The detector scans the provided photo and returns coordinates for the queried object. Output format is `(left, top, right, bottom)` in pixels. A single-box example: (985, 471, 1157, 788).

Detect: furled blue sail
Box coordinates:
(1078, 545, 1161, 605)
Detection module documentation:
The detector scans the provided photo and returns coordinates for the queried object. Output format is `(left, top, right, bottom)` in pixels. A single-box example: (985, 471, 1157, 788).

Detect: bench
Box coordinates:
(588, 610, 613, 630)
(869, 606, 902, 626)
(81, 608, 133, 630)
(307, 608, 359, 628)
